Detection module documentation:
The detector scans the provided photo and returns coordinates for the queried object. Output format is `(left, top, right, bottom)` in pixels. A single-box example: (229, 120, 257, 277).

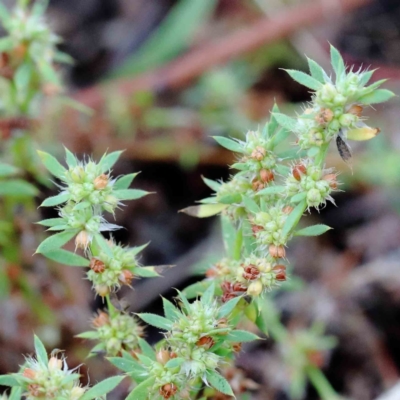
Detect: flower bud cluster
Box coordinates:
(18, 354, 86, 399)
(87, 239, 141, 296)
(86, 311, 143, 357)
(286, 163, 338, 210)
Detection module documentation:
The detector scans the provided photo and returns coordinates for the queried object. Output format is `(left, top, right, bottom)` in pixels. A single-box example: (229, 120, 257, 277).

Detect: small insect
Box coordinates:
(336, 130, 352, 163)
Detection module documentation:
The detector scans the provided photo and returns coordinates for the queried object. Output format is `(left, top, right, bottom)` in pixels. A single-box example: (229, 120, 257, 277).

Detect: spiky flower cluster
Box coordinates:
(183, 45, 394, 301)
(78, 311, 144, 357)
(11, 338, 87, 400)
(110, 287, 254, 399)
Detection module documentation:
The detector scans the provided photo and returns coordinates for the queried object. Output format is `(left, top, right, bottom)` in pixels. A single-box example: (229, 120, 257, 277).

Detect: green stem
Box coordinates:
(105, 294, 117, 318)
(232, 226, 243, 261)
(315, 142, 330, 167)
(306, 365, 340, 400)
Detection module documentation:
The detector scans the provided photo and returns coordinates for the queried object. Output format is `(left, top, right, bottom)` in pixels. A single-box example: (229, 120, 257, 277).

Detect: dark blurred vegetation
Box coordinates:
(2, 0, 400, 399)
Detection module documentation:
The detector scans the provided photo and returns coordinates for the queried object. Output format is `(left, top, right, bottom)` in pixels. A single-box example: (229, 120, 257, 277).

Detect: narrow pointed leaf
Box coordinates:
(242, 196, 259, 214)
(37, 151, 66, 180)
(0, 375, 19, 387)
(42, 249, 90, 266)
(64, 147, 77, 167)
(99, 151, 124, 172)
(40, 193, 69, 207)
(217, 296, 242, 319)
(0, 163, 18, 177)
(36, 229, 78, 254)
(307, 58, 327, 83)
(162, 297, 179, 321)
(182, 281, 213, 299)
(213, 136, 243, 153)
(37, 218, 64, 227)
(226, 330, 261, 342)
(114, 189, 149, 200)
(273, 113, 297, 132)
(138, 338, 156, 360)
(256, 185, 285, 196)
(284, 69, 322, 90)
(126, 377, 156, 400)
(206, 370, 235, 397)
(79, 376, 125, 400)
(113, 173, 139, 190)
(34, 335, 48, 366)
(201, 281, 215, 305)
(0, 180, 38, 197)
(330, 44, 345, 79)
(180, 203, 228, 218)
(95, 234, 113, 257)
(137, 313, 173, 331)
(202, 176, 221, 192)
(294, 224, 332, 237)
(357, 89, 395, 105)
(282, 200, 307, 238)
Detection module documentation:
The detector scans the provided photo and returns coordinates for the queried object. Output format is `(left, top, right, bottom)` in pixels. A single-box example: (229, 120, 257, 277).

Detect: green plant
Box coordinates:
(0, 1, 395, 399)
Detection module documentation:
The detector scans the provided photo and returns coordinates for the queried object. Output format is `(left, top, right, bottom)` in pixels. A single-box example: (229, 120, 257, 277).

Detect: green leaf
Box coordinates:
(206, 370, 234, 397)
(0, 163, 18, 177)
(37, 151, 66, 180)
(226, 330, 260, 342)
(15, 63, 32, 91)
(242, 196, 259, 214)
(282, 200, 307, 238)
(34, 335, 48, 366)
(64, 147, 77, 168)
(180, 203, 228, 218)
(273, 113, 297, 132)
(221, 215, 236, 257)
(182, 281, 212, 299)
(134, 266, 159, 278)
(79, 376, 125, 400)
(114, 189, 149, 201)
(38, 61, 60, 85)
(201, 281, 215, 305)
(126, 377, 156, 400)
(42, 249, 90, 266)
(359, 69, 376, 86)
(330, 44, 345, 80)
(202, 176, 221, 192)
(357, 89, 395, 105)
(40, 192, 69, 207)
(113, 173, 139, 190)
(256, 185, 285, 196)
(290, 192, 307, 203)
(9, 386, 22, 400)
(36, 229, 78, 254)
(307, 146, 320, 158)
(213, 136, 243, 153)
(0, 179, 38, 197)
(162, 297, 179, 321)
(218, 193, 241, 204)
(137, 313, 173, 331)
(294, 224, 332, 237)
(107, 357, 142, 373)
(94, 234, 113, 257)
(0, 375, 19, 387)
(284, 69, 322, 91)
(217, 296, 242, 319)
(99, 151, 124, 172)
(73, 201, 91, 211)
(176, 289, 191, 313)
(307, 58, 327, 83)
(267, 104, 280, 137)
(165, 357, 185, 369)
(271, 128, 291, 148)
(138, 338, 156, 360)
(75, 331, 99, 339)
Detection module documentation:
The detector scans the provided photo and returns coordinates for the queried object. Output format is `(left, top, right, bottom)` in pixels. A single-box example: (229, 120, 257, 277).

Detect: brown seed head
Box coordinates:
(251, 224, 263, 237)
(216, 318, 230, 330)
(272, 264, 287, 281)
(23, 368, 36, 380)
(90, 257, 106, 273)
(159, 383, 178, 399)
(232, 342, 242, 352)
(251, 178, 264, 192)
(221, 281, 233, 293)
(323, 173, 338, 189)
(282, 205, 293, 215)
(348, 104, 363, 117)
(242, 265, 260, 280)
(205, 268, 218, 278)
(156, 349, 170, 365)
(316, 108, 334, 125)
(93, 174, 109, 190)
(170, 352, 178, 359)
(260, 169, 274, 183)
(92, 311, 110, 328)
(28, 384, 41, 397)
(196, 336, 215, 349)
(222, 292, 237, 303)
(292, 164, 307, 181)
(232, 282, 247, 292)
(269, 245, 286, 258)
(251, 146, 266, 161)
(119, 270, 134, 286)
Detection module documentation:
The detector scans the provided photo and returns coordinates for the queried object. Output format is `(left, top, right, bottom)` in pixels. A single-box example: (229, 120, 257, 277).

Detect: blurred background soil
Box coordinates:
(2, 0, 400, 399)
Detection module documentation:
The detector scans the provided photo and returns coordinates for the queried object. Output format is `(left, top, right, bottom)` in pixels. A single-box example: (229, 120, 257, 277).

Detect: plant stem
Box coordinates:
(105, 294, 117, 318)
(306, 365, 340, 400)
(233, 226, 243, 261)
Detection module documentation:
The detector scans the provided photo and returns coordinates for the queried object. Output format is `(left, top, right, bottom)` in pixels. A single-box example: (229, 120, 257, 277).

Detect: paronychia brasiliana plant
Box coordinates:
(0, 2, 395, 399)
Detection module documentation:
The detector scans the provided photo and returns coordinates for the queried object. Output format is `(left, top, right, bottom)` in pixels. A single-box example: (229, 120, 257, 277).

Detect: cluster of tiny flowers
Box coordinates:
(87, 239, 141, 296)
(17, 354, 86, 399)
(79, 311, 144, 357)
(206, 257, 286, 300)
